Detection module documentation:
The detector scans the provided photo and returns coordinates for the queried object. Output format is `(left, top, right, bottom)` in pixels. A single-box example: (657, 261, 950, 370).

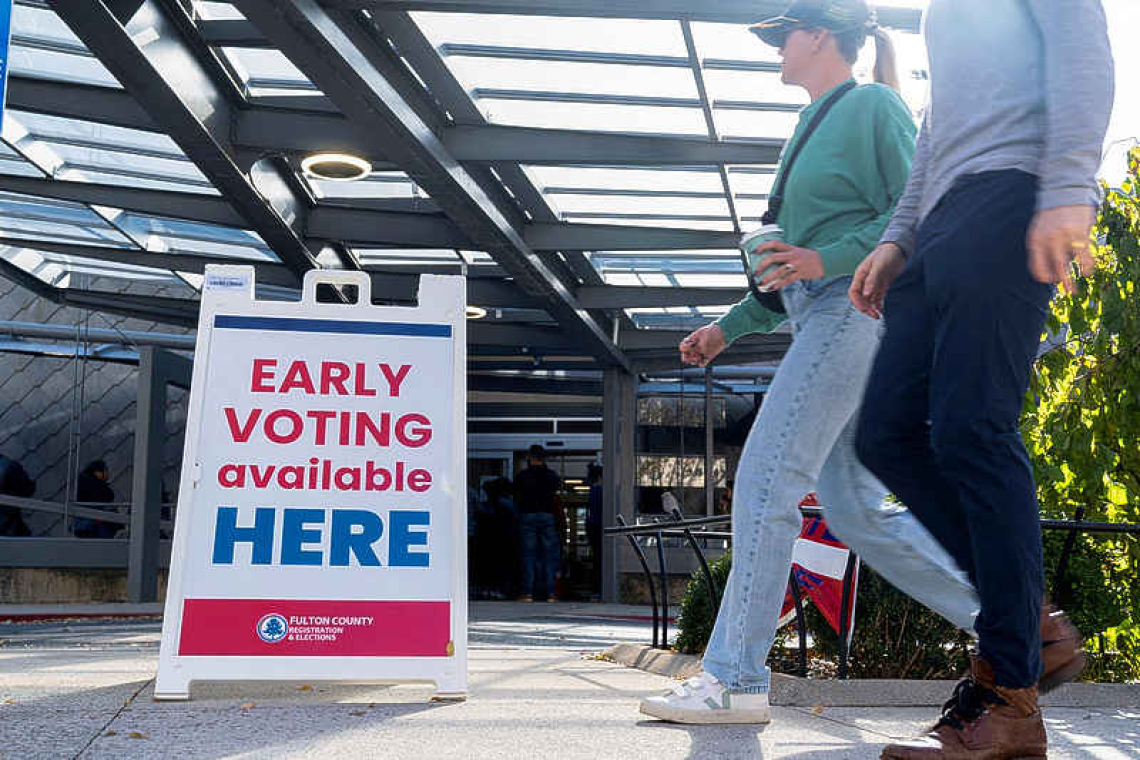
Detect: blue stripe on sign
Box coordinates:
(214, 315, 452, 338)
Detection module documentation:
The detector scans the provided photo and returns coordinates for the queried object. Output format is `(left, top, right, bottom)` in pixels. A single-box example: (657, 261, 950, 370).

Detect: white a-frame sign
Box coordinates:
(156, 266, 467, 701)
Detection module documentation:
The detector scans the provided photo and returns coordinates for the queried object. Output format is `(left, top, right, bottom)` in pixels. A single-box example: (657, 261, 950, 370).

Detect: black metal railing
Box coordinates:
(605, 507, 1140, 680)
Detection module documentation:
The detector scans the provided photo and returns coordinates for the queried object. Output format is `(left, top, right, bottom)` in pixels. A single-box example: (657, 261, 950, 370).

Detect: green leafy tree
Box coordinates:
(1022, 147, 1140, 680)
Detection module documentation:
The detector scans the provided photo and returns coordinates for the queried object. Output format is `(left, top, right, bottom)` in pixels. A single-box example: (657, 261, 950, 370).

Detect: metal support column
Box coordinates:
(704, 365, 714, 517)
(129, 347, 166, 603)
(128, 347, 193, 603)
(602, 367, 637, 602)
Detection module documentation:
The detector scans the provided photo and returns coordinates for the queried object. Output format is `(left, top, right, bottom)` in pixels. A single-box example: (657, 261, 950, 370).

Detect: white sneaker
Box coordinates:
(639, 672, 771, 724)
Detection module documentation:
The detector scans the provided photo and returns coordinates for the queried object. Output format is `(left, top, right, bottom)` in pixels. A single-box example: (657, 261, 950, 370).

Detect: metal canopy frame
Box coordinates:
(1, 0, 929, 373)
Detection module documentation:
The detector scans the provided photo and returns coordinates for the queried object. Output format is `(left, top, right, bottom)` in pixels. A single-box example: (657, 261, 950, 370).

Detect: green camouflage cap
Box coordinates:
(749, 1, 873, 48)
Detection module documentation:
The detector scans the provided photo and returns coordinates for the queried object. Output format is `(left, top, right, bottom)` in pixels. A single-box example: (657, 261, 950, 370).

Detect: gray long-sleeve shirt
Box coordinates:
(882, 0, 1115, 255)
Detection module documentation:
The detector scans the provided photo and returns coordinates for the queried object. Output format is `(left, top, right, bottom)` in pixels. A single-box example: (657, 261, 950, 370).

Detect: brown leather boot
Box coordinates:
(1040, 603, 1085, 692)
(923, 603, 1084, 734)
(881, 657, 1047, 760)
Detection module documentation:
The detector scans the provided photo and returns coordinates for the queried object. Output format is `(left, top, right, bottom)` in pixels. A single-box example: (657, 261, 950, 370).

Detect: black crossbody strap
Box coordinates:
(762, 80, 858, 225)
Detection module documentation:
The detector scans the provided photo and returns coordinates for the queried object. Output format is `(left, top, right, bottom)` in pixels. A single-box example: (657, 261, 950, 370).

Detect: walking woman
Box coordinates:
(639, 0, 980, 724)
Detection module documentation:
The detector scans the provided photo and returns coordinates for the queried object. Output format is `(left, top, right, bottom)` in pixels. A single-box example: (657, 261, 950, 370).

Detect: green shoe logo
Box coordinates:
(704, 693, 732, 711)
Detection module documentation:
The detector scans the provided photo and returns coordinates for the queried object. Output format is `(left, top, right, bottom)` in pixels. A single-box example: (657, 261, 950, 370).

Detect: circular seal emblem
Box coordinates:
(256, 613, 289, 644)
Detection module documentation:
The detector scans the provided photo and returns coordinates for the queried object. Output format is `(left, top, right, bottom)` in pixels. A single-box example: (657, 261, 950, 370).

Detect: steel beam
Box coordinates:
(578, 285, 742, 309)
(0, 175, 245, 227)
(234, 105, 781, 166)
(129, 346, 192, 602)
(48, 0, 320, 280)
(0, 538, 173, 569)
(236, 0, 631, 370)
(325, 1, 922, 31)
(0, 319, 197, 350)
(7, 76, 157, 131)
(468, 374, 603, 396)
(308, 206, 472, 248)
(527, 222, 739, 251)
(306, 204, 736, 251)
(446, 125, 781, 165)
(467, 322, 576, 349)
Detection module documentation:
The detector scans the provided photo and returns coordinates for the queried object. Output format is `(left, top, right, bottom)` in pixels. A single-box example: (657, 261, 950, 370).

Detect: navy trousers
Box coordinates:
(856, 170, 1054, 688)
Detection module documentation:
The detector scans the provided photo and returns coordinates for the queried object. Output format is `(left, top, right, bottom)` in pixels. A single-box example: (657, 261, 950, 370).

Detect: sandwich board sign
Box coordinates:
(155, 266, 467, 701)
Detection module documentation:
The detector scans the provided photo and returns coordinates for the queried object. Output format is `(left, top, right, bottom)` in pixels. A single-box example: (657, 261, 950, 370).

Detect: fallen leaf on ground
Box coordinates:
(104, 731, 117, 737)
(239, 702, 256, 710)
(297, 685, 312, 691)
(811, 703, 826, 716)
(350, 710, 366, 717)
(127, 732, 148, 740)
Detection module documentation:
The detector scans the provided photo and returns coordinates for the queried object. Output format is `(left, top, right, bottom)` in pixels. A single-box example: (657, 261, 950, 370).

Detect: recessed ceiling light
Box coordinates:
(301, 152, 372, 181)
(466, 305, 488, 320)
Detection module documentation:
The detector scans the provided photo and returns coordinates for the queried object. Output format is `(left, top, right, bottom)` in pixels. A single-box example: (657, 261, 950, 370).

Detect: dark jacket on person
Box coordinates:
(0, 455, 35, 537)
(74, 466, 117, 539)
(513, 464, 561, 515)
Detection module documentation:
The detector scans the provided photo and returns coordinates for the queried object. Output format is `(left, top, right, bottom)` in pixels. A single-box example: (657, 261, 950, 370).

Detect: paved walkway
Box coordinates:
(1, 603, 1136, 759)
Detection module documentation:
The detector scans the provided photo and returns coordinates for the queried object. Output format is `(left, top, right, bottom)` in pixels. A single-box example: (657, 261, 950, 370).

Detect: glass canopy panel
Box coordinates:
(31, 251, 187, 286)
(8, 110, 219, 194)
(713, 108, 800, 142)
(0, 192, 131, 245)
(445, 58, 698, 101)
(193, 2, 245, 20)
(352, 249, 464, 268)
(110, 213, 277, 262)
(476, 98, 707, 135)
(589, 250, 742, 277)
(221, 47, 316, 94)
(549, 194, 731, 218)
(412, 13, 689, 58)
(10, 4, 120, 87)
(701, 69, 804, 107)
(527, 166, 726, 194)
(307, 172, 425, 202)
(0, 146, 44, 178)
(690, 23, 782, 65)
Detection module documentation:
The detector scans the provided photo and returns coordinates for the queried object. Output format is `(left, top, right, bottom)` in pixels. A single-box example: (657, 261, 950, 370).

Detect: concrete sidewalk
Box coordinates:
(1, 604, 1136, 759)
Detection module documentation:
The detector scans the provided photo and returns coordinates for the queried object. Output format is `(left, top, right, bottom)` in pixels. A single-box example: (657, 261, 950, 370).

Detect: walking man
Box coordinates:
(850, 1, 1115, 757)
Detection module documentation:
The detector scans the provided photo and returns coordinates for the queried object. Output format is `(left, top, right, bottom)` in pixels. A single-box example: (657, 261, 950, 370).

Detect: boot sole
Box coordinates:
(638, 701, 771, 724)
(1039, 651, 1086, 694)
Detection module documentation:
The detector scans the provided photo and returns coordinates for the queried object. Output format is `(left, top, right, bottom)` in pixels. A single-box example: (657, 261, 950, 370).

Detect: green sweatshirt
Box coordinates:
(717, 80, 917, 344)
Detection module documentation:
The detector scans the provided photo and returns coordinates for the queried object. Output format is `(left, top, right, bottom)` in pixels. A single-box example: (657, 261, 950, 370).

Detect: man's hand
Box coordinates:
(679, 323, 727, 368)
(849, 243, 906, 319)
(1027, 205, 1097, 293)
(753, 241, 825, 292)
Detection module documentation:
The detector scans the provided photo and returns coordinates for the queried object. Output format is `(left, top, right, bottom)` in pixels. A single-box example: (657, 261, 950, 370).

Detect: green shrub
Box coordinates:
(674, 551, 732, 655)
(673, 534, 1137, 681)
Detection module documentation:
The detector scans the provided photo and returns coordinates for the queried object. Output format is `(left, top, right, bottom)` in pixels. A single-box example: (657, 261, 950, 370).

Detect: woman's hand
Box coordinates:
(849, 243, 906, 319)
(679, 323, 726, 368)
(753, 242, 825, 292)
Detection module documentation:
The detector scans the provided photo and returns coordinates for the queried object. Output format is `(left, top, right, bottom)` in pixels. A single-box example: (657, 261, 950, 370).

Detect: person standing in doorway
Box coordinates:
(850, 2, 1114, 757)
(514, 445, 564, 602)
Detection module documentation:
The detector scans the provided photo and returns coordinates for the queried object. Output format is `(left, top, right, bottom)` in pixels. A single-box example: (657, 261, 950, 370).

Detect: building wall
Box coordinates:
(0, 276, 195, 536)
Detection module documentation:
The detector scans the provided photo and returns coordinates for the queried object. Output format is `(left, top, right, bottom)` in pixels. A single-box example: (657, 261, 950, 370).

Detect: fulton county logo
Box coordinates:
(256, 613, 289, 643)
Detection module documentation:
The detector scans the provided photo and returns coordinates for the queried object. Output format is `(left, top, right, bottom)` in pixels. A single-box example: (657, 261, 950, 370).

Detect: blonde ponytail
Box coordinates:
(871, 26, 901, 92)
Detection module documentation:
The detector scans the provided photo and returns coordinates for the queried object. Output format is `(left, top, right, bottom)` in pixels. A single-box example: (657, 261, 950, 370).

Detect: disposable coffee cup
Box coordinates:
(740, 224, 784, 290)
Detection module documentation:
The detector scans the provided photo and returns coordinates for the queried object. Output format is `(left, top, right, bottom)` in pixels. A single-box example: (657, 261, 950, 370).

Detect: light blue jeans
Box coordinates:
(702, 276, 979, 693)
